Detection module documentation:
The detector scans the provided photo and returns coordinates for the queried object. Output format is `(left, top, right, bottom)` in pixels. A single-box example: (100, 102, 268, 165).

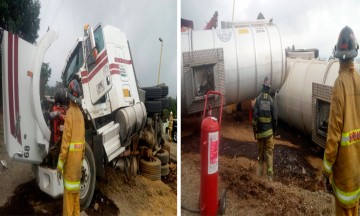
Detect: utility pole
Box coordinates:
(157, 37, 164, 85)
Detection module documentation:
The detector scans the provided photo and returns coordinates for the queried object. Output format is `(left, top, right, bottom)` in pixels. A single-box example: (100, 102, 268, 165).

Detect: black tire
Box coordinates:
(157, 84, 169, 97)
(163, 143, 170, 154)
(145, 100, 162, 114)
(161, 163, 170, 176)
(139, 158, 161, 181)
(142, 87, 162, 99)
(139, 157, 161, 175)
(156, 97, 169, 109)
(155, 149, 169, 164)
(173, 130, 177, 143)
(80, 143, 96, 210)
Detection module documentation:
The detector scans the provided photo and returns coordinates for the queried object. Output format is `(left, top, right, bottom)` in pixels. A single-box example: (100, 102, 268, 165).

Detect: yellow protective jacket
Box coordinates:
(57, 101, 85, 192)
(323, 61, 360, 208)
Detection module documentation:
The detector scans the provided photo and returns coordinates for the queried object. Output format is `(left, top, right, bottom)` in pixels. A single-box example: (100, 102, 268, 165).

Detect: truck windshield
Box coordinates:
(63, 43, 84, 84)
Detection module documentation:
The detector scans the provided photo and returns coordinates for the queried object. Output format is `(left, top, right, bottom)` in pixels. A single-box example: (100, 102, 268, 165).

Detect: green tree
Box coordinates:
(40, 62, 51, 98)
(0, 0, 41, 44)
(162, 96, 177, 122)
(0, 0, 41, 108)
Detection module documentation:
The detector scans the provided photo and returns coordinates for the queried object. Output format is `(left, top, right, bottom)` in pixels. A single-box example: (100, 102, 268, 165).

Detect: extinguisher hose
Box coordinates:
(181, 205, 200, 213)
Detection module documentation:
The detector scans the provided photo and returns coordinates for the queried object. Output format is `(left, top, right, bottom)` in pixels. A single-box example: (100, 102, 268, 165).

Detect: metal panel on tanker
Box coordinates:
(235, 27, 257, 102)
(267, 26, 284, 89)
(253, 26, 272, 90)
(213, 28, 238, 103)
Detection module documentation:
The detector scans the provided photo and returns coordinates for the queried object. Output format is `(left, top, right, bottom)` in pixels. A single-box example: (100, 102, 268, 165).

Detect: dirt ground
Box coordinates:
(181, 111, 335, 216)
(0, 114, 177, 215)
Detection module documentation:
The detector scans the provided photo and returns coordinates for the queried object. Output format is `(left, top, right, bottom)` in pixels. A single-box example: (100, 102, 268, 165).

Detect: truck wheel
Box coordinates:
(80, 143, 96, 210)
(145, 101, 162, 113)
(139, 157, 161, 181)
(161, 163, 170, 176)
(173, 130, 177, 143)
(142, 87, 162, 99)
(155, 149, 169, 164)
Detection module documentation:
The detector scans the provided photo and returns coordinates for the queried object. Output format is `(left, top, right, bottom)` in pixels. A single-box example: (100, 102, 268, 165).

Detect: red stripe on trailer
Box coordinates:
(14, 35, 22, 145)
(114, 58, 132, 64)
(8, 32, 15, 138)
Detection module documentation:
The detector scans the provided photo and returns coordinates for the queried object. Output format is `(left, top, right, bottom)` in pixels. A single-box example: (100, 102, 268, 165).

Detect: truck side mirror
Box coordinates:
(84, 25, 97, 66)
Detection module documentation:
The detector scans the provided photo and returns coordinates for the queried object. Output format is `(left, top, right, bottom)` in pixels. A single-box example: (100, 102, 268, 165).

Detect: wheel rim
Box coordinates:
(80, 157, 91, 199)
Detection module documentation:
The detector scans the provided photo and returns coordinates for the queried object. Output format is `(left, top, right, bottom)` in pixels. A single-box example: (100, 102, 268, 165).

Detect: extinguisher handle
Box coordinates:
(202, 91, 224, 127)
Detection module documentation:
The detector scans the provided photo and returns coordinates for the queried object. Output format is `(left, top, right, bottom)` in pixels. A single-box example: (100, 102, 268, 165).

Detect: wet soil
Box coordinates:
(0, 179, 118, 216)
(181, 111, 334, 215)
(0, 165, 176, 216)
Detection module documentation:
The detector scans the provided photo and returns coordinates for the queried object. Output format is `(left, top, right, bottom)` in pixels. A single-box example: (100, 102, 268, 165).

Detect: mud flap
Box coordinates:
(93, 134, 105, 177)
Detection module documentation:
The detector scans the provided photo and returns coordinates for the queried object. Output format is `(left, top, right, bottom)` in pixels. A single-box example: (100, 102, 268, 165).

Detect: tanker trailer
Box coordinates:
(275, 58, 360, 148)
(181, 18, 286, 115)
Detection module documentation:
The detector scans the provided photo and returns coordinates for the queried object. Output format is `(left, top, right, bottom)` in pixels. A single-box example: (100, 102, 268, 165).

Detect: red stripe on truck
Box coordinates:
(8, 32, 15, 138)
(81, 58, 109, 84)
(114, 58, 132, 64)
(14, 35, 22, 145)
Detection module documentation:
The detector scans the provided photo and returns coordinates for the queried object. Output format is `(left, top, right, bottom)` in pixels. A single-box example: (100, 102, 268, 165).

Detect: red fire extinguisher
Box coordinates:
(200, 91, 226, 216)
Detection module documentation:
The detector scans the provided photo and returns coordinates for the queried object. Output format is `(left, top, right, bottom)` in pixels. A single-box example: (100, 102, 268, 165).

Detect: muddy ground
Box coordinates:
(0, 114, 177, 216)
(181, 111, 335, 216)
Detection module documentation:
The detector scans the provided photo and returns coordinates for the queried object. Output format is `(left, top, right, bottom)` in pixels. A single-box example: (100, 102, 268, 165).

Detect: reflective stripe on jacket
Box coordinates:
(323, 61, 360, 208)
(57, 101, 85, 191)
(253, 92, 277, 139)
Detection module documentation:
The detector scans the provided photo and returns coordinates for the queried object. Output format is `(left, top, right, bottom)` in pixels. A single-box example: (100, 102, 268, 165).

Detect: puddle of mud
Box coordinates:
(0, 179, 62, 215)
(0, 178, 119, 215)
(85, 188, 119, 215)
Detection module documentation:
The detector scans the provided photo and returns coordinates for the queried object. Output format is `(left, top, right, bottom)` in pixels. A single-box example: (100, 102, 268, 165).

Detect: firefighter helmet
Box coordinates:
(263, 77, 271, 88)
(68, 79, 82, 98)
(334, 26, 359, 60)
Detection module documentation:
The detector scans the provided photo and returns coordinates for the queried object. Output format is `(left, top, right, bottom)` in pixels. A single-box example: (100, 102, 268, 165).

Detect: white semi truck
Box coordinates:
(1, 24, 169, 209)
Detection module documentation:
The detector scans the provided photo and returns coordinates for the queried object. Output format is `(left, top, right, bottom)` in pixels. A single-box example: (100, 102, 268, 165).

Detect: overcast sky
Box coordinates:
(38, 0, 177, 97)
(182, 0, 360, 59)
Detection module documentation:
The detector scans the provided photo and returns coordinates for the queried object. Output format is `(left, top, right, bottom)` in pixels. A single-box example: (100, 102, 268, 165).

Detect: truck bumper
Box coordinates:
(35, 165, 64, 198)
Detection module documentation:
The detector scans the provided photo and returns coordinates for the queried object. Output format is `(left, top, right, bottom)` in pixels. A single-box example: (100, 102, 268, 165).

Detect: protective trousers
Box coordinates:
(335, 200, 359, 216)
(168, 128, 172, 142)
(63, 189, 80, 216)
(257, 136, 274, 178)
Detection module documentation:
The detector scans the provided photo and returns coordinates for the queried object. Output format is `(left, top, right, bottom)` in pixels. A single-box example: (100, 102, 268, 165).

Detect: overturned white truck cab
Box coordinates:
(2, 24, 168, 209)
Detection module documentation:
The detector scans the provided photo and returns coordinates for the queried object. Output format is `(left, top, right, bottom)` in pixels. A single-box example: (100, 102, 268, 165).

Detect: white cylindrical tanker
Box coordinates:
(181, 19, 286, 115)
(276, 58, 360, 137)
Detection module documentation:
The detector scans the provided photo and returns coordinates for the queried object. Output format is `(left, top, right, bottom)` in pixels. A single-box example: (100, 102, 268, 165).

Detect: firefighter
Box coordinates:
(252, 77, 277, 181)
(168, 111, 174, 142)
(57, 79, 85, 216)
(323, 26, 360, 215)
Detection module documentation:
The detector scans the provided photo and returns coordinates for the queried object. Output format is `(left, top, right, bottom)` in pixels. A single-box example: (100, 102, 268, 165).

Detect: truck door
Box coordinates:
(84, 25, 112, 104)
(1, 30, 57, 163)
